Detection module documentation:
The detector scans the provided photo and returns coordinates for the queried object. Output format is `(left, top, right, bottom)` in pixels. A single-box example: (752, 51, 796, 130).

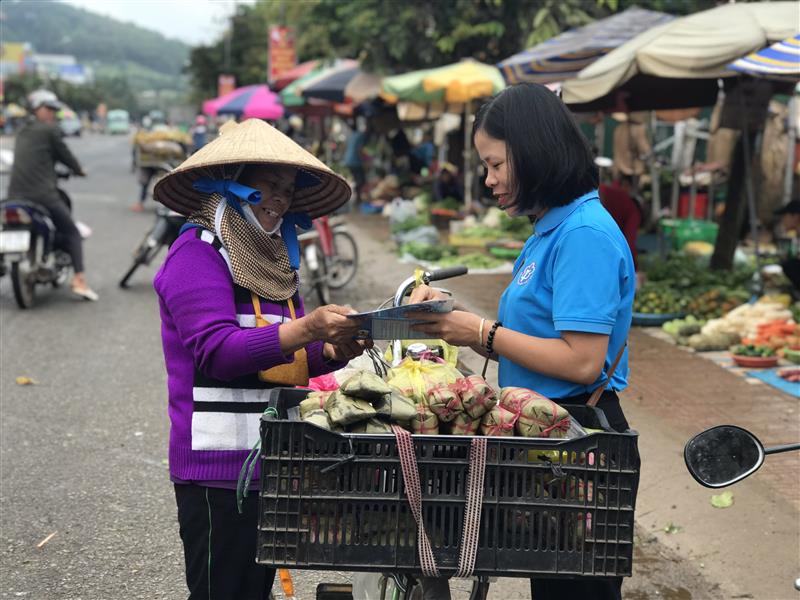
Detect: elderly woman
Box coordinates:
(153, 119, 367, 600)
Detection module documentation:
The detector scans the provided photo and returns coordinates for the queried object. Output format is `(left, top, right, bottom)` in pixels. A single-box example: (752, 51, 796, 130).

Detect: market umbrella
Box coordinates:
(497, 6, 673, 85)
(203, 85, 283, 120)
(561, 1, 799, 111)
(281, 59, 357, 107)
(382, 59, 506, 208)
(301, 65, 382, 105)
(271, 59, 321, 91)
(728, 34, 800, 81)
(381, 58, 505, 104)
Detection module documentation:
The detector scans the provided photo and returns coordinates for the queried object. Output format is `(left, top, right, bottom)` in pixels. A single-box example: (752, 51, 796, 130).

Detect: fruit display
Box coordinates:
(634, 283, 687, 314)
(687, 331, 740, 352)
(686, 288, 750, 319)
(662, 315, 705, 344)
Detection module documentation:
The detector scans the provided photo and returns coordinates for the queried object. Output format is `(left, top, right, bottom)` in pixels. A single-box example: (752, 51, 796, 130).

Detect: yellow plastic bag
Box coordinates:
(386, 357, 461, 404)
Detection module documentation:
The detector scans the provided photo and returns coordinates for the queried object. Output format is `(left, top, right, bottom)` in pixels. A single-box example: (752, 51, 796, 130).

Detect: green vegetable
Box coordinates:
(431, 197, 461, 212)
(399, 242, 457, 262)
(710, 491, 734, 509)
(730, 344, 775, 357)
(391, 215, 430, 234)
(434, 253, 505, 270)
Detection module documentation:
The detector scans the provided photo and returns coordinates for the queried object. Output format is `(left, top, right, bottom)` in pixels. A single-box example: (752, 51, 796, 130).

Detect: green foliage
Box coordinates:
(2, 1, 189, 94)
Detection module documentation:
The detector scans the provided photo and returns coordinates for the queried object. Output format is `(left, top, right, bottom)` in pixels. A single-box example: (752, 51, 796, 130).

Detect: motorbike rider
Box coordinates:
(7, 90, 98, 301)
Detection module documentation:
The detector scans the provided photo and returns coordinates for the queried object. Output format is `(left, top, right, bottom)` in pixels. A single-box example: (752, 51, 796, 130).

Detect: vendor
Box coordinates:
(775, 199, 800, 293)
(599, 174, 642, 269)
(434, 162, 463, 204)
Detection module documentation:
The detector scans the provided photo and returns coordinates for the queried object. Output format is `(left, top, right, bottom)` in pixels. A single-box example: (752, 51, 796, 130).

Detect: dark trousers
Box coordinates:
(174, 484, 275, 600)
(44, 198, 84, 273)
(529, 390, 628, 600)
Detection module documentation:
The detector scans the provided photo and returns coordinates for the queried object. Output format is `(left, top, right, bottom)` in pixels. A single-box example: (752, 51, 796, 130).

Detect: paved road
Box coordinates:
(0, 134, 748, 600)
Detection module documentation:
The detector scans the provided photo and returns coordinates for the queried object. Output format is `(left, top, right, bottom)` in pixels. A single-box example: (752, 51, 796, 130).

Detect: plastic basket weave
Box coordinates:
(257, 387, 640, 578)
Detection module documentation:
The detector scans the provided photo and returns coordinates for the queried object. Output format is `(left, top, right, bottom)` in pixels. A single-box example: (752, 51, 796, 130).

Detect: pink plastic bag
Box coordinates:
(306, 373, 340, 391)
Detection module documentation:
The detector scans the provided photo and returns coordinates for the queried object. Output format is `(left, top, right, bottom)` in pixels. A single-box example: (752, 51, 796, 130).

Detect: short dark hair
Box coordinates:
(472, 83, 598, 212)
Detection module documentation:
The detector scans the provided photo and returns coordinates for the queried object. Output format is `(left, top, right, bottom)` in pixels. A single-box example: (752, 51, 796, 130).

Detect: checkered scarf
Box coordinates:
(188, 194, 298, 301)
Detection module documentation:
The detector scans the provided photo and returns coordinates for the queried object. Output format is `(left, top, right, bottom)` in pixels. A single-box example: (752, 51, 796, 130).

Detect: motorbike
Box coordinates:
(119, 161, 186, 288)
(0, 169, 89, 309)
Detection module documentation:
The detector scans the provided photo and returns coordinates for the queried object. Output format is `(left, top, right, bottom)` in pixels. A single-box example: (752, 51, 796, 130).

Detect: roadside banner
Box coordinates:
(269, 26, 297, 85)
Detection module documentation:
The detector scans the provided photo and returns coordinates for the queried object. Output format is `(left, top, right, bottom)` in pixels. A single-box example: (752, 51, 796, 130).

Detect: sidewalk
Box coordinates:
(309, 213, 800, 600)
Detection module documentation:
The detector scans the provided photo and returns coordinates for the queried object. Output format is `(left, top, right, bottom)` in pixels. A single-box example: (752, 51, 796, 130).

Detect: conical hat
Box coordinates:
(154, 119, 350, 218)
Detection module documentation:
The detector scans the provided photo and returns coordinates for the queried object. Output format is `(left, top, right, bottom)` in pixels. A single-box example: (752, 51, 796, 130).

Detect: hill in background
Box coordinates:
(2, 0, 190, 93)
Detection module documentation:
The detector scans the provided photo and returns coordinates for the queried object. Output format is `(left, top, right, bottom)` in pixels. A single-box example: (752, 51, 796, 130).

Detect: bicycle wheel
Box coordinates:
(326, 230, 358, 289)
(119, 231, 164, 288)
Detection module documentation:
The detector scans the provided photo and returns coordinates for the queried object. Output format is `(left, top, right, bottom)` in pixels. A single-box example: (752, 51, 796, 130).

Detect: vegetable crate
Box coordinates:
(660, 218, 718, 251)
(257, 388, 640, 578)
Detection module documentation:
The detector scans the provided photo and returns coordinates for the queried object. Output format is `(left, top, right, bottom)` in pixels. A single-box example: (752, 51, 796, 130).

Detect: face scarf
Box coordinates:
(187, 178, 312, 302)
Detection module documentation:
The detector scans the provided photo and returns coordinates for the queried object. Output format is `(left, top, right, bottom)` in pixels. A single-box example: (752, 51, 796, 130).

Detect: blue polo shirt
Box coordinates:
(497, 190, 635, 398)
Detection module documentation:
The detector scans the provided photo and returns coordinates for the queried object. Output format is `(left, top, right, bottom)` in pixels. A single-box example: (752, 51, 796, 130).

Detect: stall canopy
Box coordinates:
(728, 34, 800, 81)
(497, 6, 673, 85)
(203, 84, 283, 120)
(381, 58, 505, 104)
(562, 1, 799, 111)
(281, 59, 357, 107)
(271, 59, 320, 91)
(301, 64, 382, 104)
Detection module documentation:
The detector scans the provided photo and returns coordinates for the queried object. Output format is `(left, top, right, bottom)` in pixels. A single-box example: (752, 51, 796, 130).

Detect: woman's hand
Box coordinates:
(407, 310, 483, 347)
(302, 304, 364, 345)
(408, 284, 449, 304)
(323, 338, 373, 362)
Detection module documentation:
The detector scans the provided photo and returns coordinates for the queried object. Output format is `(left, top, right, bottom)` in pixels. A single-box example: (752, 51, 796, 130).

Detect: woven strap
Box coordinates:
(454, 437, 487, 578)
(587, 342, 627, 408)
(392, 426, 488, 579)
(392, 425, 440, 577)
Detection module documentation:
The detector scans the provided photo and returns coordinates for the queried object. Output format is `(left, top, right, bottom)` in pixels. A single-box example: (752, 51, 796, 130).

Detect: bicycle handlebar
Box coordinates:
(425, 266, 468, 283)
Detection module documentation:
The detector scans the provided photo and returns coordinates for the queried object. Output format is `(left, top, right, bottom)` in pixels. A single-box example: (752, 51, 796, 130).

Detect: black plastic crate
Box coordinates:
(257, 387, 639, 578)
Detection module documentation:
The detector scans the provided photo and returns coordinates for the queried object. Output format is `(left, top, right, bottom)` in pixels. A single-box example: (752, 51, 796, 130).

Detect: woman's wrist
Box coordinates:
(279, 318, 314, 354)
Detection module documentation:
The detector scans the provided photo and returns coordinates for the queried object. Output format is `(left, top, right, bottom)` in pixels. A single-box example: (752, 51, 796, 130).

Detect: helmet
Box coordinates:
(28, 89, 62, 111)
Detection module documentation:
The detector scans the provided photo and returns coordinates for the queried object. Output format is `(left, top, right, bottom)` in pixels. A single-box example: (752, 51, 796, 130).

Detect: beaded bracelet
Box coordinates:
(485, 320, 502, 354)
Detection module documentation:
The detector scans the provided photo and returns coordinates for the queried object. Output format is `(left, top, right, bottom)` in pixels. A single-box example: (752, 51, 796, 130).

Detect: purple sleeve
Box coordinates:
(306, 340, 348, 377)
(154, 238, 294, 380)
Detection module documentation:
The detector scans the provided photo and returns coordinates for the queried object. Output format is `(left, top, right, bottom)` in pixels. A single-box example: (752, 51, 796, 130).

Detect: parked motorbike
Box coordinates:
(0, 170, 89, 308)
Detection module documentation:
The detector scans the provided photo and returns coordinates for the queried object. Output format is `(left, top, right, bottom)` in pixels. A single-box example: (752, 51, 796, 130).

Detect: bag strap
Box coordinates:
(391, 425, 488, 579)
(587, 342, 626, 408)
(251, 293, 296, 327)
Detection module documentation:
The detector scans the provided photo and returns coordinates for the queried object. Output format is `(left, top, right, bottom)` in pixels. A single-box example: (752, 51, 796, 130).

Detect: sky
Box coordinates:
(64, 0, 255, 45)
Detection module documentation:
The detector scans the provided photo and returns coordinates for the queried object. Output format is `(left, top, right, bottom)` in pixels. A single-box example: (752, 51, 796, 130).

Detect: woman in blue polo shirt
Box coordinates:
(410, 83, 635, 600)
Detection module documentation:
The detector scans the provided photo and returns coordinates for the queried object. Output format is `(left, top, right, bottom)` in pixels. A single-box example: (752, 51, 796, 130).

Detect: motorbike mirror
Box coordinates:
(684, 425, 765, 488)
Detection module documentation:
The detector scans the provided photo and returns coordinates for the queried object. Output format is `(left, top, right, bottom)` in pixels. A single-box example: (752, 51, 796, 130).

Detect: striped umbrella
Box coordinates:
(271, 59, 321, 91)
(203, 85, 283, 120)
(728, 34, 800, 81)
(498, 6, 673, 85)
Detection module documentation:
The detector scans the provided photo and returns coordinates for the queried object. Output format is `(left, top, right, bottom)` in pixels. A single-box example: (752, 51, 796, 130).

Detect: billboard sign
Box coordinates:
(269, 26, 296, 84)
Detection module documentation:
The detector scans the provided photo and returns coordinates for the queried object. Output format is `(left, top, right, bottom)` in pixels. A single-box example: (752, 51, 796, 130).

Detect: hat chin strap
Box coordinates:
(242, 204, 283, 235)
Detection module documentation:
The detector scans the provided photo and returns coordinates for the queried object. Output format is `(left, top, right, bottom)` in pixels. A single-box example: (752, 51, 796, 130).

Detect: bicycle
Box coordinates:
(298, 215, 359, 305)
(257, 268, 639, 600)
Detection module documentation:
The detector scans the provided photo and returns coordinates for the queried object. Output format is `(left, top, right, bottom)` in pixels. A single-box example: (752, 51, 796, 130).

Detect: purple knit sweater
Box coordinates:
(154, 229, 343, 483)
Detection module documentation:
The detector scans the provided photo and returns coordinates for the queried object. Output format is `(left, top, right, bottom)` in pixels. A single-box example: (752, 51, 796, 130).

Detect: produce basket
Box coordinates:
(257, 387, 640, 578)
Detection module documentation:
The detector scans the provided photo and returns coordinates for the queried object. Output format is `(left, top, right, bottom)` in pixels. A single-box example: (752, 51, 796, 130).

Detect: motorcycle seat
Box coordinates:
(0, 198, 53, 218)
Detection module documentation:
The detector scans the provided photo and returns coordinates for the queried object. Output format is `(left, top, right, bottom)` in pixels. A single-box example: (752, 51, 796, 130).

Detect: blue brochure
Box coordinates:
(348, 299, 454, 340)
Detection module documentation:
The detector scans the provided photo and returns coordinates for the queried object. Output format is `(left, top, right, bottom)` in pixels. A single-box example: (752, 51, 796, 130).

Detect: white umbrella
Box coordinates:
(562, 1, 799, 111)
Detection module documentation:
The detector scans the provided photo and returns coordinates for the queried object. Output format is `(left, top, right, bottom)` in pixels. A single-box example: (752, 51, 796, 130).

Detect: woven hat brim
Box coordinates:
(153, 119, 351, 219)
